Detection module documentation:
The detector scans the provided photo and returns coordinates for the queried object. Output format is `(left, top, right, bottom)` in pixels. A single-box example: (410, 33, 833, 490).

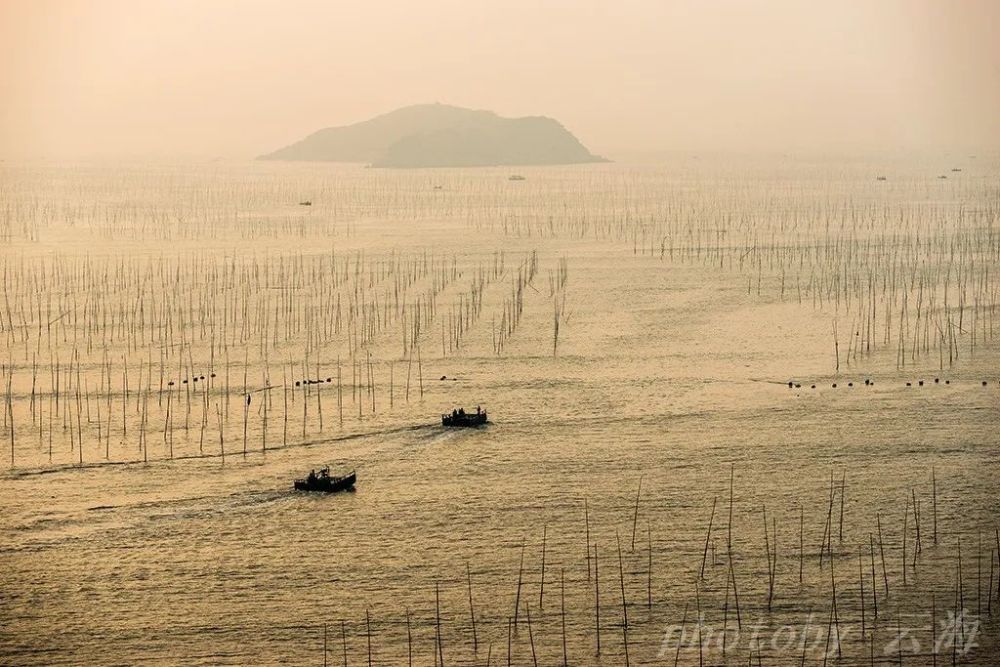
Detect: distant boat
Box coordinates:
(299, 200, 312, 206)
(442, 407, 488, 427)
(294, 467, 356, 493)
(508, 175, 526, 181)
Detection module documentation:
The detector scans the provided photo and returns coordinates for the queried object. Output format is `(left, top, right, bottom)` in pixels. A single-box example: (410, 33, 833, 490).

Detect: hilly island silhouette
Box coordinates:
(259, 103, 607, 167)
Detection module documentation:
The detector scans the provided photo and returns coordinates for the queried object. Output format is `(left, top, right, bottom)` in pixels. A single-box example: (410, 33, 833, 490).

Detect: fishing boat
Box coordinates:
(294, 467, 356, 493)
(442, 407, 488, 427)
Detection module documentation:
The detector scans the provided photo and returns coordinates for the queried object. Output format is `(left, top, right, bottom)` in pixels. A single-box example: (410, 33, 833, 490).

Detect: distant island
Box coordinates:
(259, 103, 607, 168)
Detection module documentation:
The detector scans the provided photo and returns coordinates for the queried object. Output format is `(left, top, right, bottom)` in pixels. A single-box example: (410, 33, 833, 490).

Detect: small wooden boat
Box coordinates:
(442, 407, 488, 427)
(294, 467, 356, 493)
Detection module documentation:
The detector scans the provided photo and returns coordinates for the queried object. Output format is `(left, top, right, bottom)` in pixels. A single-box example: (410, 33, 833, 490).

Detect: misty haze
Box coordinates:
(1, 1, 999, 665)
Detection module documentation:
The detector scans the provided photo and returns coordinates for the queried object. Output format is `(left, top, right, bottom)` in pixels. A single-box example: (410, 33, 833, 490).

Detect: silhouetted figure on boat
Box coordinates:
(442, 406, 488, 427)
(295, 467, 355, 493)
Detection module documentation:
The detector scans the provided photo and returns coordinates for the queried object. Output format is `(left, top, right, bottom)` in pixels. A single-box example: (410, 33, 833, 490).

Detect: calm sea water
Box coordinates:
(2, 157, 999, 665)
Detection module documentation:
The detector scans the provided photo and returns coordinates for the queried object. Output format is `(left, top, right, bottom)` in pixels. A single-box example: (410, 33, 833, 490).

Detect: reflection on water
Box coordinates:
(1, 157, 999, 664)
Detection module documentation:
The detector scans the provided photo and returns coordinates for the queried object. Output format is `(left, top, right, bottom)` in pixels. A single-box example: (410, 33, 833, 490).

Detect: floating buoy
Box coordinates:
(210, 373, 216, 378)
(906, 382, 911, 387)
(918, 380, 923, 386)
(168, 381, 174, 386)
(787, 381, 794, 388)
(848, 382, 853, 387)
(934, 378, 939, 384)
(945, 380, 950, 385)
(811, 385, 816, 389)
(295, 381, 300, 387)
(832, 383, 837, 388)
(795, 383, 801, 388)
(440, 375, 447, 380)
(326, 378, 332, 383)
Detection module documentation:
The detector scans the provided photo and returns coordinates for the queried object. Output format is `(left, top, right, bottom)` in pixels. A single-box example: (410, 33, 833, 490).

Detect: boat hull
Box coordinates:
(294, 472, 356, 493)
(441, 412, 488, 427)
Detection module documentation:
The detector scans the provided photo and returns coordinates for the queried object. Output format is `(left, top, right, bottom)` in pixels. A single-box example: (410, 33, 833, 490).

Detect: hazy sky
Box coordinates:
(2, 0, 999, 159)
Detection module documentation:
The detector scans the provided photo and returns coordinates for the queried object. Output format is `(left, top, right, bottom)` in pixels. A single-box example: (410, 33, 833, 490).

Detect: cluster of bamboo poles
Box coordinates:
(0, 243, 568, 468)
(5, 163, 996, 374)
(492, 252, 538, 356)
(550, 257, 569, 357)
(312, 468, 997, 665)
(0, 340, 435, 467)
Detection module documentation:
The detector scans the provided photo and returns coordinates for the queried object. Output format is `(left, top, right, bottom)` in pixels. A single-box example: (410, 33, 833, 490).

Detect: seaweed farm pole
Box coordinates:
(323, 623, 328, 667)
(996, 528, 1000, 604)
(838, 472, 845, 542)
(262, 387, 268, 453)
(405, 350, 412, 402)
(869, 533, 878, 620)
(524, 602, 537, 667)
(560, 568, 568, 667)
(622, 619, 630, 667)
(417, 345, 424, 399)
(631, 476, 642, 552)
(647, 521, 653, 609)
(405, 609, 412, 667)
(242, 392, 249, 457)
(585, 498, 591, 580)
(834, 319, 840, 373)
(933, 467, 938, 545)
(695, 580, 703, 667)
(728, 464, 734, 555)
(514, 540, 525, 628)
(700, 497, 718, 579)
(506, 618, 512, 667)
(820, 472, 834, 567)
(931, 593, 936, 667)
(978, 531, 983, 616)
(539, 525, 547, 611)
(435, 582, 444, 667)
(342, 619, 348, 667)
(365, 608, 372, 667)
(800, 505, 804, 584)
(902, 500, 909, 586)
(763, 505, 773, 611)
(859, 546, 866, 634)
(217, 402, 225, 464)
(988, 547, 994, 616)
(673, 602, 688, 667)
(316, 361, 324, 431)
(616, 530, 628, 629)
(728, 549, 742, 628)
(594, 543, 601, 655)
(877, 513, 890, 597)
(6, 371, 13, 468)
(467, 563, 477, 654)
